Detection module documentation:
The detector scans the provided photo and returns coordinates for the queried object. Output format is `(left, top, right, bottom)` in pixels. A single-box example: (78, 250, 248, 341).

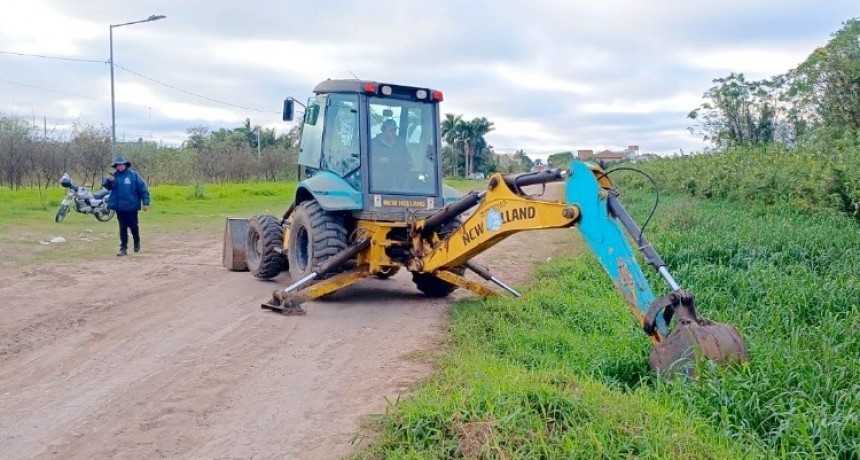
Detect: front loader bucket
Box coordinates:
(649, 318, 748, 378)
(223, 218, 249, 271)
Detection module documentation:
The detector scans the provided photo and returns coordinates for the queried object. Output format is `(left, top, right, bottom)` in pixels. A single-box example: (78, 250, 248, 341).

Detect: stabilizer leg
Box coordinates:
(464, 261, 522, 297)
(433, 269, 497, 297)
(262, 265, 371, 315)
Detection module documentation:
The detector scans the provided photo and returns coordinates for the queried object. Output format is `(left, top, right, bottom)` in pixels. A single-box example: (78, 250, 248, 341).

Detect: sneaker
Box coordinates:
(134, 242, 141, 253)
(117, 248, 127, 257)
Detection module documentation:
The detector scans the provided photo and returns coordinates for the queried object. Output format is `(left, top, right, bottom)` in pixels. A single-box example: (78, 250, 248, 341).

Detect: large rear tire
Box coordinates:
(287, 200, 348, 279)
(246, 214, 287, 280)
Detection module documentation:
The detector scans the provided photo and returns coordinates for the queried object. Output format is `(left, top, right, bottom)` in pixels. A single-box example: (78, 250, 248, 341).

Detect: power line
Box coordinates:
(0, 50, 104, 64)
(0, 77, 154, 111)
(0, 49, 280, 116)
(0, 77, 101, 101)
(113, 63, 280, 114)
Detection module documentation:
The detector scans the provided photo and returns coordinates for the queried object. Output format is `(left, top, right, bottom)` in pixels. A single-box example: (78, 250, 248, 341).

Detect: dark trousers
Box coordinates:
(116, 210, 140, 249)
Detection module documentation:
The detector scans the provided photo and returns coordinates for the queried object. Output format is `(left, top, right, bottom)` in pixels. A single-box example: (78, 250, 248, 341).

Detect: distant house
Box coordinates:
(594, 150, 627, 162)
(578, 145, 640, 163)
(530, 159, 549, 172)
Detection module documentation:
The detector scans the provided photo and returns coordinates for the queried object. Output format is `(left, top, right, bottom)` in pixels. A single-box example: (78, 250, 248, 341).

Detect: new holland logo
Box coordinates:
(486, 209, 503, 232)
(461, 206, 537, 246)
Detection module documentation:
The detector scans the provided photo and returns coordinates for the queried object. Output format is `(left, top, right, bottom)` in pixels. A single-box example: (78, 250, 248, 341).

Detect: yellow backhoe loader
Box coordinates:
(223, 79, 747, 377)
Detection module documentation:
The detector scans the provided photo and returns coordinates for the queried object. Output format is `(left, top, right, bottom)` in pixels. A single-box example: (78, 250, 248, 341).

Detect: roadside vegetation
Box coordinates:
(353, 184, 860, 459)
(627, 144, 860, 223)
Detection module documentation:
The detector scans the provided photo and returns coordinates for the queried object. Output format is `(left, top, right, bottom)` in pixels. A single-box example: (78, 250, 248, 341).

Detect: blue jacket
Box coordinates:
(102, 168, 150, 211)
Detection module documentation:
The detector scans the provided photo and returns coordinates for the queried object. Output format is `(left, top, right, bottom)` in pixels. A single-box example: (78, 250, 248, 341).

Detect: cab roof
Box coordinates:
(312, 79, 440, 95)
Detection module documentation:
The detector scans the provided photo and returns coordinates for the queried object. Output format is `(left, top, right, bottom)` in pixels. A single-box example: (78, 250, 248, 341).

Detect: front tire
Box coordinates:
(94, 209, 115, 222)
(246, 214, 287, 280)
(55, 204, 69, 223)
(287, 200, 348, 280)
(412, 266, 466, 297)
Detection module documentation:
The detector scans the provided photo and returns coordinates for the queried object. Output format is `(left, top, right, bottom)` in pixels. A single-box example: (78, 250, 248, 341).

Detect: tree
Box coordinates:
(441, 113, 465, 176)
(689, 19, 860, 149)
(512, 149, 533, 172)
(463, 117, 494, 177)
(71, 125, 112, 187)
(440, 114, 495, 177)
(787, 18, 860, 140)
(0, 116, 34, 189)
(183, 126, 209, 151)
(547, 151, 574, 169)
(688, 73, 779, 148)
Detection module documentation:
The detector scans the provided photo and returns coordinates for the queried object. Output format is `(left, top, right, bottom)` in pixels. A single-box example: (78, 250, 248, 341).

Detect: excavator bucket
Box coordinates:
(649, 318, 748, 378)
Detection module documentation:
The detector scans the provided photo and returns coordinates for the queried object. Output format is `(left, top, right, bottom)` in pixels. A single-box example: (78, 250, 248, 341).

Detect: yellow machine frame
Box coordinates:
(276, 172, 594, 308)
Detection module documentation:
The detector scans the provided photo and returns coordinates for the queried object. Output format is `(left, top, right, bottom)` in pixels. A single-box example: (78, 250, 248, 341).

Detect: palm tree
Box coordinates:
(441, 113, 465, 176)
(440, 114, 496, 177)
(463, 117, 494, 177)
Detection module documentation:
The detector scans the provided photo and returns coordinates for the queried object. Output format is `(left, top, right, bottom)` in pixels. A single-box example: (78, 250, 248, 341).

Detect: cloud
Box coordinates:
(685, 47, 813, 78)
(0, 0, 856, 155)
(0, 0, 100, 55)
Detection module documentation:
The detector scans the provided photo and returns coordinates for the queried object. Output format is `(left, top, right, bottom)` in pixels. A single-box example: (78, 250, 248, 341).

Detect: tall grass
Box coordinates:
(628, 144, 860, 221)
(630, 189, 860, 458)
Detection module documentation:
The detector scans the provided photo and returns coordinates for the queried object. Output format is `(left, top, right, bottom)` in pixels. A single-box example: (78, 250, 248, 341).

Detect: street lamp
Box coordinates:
(109, 14, 166, 146)
(253, 125, 262, 156)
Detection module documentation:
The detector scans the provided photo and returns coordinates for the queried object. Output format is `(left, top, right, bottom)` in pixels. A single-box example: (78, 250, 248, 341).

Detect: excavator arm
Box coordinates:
(414, 161, 747, 376)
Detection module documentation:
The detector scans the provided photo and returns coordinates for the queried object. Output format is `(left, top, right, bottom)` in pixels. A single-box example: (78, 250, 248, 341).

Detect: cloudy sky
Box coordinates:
(0, 0, 856, 158)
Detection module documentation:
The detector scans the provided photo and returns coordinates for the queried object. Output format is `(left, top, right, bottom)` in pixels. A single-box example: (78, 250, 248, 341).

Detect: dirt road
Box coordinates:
(0, 189, 576, 459)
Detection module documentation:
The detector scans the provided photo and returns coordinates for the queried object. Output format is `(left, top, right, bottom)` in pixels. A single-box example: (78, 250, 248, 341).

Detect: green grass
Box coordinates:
(445, 178, 490, 192)
(0, 181, 297, 266)
(354, 187, 860, 459)
(0, 178, 486, 266)
(632, 192, 860, 459)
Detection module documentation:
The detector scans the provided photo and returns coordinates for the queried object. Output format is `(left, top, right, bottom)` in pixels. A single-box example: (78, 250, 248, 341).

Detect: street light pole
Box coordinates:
(254, 126, 262, 156)
(109, 14, 166, 146)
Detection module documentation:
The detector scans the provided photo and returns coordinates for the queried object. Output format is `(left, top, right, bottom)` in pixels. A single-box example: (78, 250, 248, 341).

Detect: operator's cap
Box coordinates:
(381, 119, 397, 131)
(111, 155, 131, 167)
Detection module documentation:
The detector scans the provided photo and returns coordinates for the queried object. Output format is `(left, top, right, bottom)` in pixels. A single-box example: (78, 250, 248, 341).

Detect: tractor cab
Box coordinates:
(284, 80, 454, 220)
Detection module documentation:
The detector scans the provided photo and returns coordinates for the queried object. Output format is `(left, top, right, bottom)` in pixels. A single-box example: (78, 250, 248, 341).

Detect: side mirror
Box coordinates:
(305, 104, 320, 125)
(282, 98, 294, 121)
(382, 109, 393, 117)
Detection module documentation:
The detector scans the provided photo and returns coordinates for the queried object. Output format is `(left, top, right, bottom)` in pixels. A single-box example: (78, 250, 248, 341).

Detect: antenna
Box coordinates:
(347, 70, 360, 80)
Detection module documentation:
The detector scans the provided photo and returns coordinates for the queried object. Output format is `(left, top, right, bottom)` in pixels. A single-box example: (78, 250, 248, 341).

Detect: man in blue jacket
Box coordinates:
(102, 156, 151, 256)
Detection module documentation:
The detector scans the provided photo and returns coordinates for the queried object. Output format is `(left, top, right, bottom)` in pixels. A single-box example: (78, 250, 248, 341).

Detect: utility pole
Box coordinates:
(109, 14, 166, 147)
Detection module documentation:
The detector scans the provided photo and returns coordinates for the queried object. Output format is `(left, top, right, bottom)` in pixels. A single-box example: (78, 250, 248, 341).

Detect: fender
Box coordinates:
(296, 172, 363, 211)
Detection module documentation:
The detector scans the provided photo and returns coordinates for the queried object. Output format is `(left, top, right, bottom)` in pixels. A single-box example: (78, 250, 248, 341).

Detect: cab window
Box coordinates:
(321, 94, 361, 183)
(367, 97, 438, 196)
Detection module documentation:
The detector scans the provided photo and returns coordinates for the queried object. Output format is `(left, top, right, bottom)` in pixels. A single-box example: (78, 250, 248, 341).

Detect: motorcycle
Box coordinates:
(55, 173, 115, 223)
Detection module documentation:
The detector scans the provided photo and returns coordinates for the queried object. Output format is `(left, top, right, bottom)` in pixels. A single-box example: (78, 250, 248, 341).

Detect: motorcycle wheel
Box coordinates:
(55, 204, 70, 223)
(94, 209, 115, 222)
